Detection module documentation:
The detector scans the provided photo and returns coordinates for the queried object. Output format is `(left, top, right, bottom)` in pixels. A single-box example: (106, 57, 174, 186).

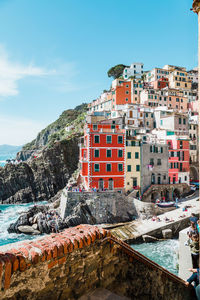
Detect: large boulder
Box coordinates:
(18, 225, 40, 235)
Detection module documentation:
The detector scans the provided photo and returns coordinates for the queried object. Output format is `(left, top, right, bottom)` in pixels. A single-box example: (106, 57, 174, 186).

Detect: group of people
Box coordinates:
(185, 213, 200, 298)
(32, 210, 61, 233)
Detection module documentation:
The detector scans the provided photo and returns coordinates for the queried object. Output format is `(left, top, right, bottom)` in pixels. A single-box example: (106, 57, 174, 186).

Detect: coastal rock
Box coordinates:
(32, 223, 38, 230)
(18, 225, 40, 235)
(8, 204, 67, 234)
(0, 138, 80, 204)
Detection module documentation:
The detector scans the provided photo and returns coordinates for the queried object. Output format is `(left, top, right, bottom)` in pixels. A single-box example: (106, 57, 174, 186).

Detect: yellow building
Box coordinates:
(168, 70, 192, 90)
(125, 139, 141, 196)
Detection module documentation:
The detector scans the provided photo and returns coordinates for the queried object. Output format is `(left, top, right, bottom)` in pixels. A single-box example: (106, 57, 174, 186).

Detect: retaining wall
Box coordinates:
(0, 225, 194, 300)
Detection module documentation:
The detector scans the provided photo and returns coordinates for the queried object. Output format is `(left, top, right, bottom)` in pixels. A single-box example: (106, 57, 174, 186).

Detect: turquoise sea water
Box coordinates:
(0, 202, 47, 246)
(131, 239, 179, 275)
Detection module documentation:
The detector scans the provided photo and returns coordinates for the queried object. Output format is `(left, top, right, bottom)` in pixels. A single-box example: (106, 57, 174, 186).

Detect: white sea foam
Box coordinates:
(0, 201, 47, 246)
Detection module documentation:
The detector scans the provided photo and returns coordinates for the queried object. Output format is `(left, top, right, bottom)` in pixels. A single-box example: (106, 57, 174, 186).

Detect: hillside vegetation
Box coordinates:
(23, 103, 87, 151)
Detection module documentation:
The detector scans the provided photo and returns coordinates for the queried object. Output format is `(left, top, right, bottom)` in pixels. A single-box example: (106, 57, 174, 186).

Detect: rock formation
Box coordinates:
(0, 104, 87, 204)
(0, 139, 80, 204)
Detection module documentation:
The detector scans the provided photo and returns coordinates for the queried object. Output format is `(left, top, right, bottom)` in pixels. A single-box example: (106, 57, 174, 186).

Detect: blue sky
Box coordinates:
(0, 0, 197, 145)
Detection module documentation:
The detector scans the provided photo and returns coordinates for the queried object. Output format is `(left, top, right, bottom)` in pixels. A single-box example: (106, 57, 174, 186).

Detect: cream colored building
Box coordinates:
(168, 70, 192, 90)
(125, 139, 141, 195)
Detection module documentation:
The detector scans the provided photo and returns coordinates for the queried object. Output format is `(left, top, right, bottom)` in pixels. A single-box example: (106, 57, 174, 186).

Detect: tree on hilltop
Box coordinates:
(107, 64, 127, 79)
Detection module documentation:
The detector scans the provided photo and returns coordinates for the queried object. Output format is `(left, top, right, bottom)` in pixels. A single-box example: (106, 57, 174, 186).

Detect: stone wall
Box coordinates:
(0, 225, 194, 300)
(60, 190, 137, 225)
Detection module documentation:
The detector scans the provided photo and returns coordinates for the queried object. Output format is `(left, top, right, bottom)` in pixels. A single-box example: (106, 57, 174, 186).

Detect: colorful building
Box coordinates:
(123, 62, 144, 79)
(167, 138, 190, 185)
(125, 137, 141, 194)
(80, 116, 125, 191)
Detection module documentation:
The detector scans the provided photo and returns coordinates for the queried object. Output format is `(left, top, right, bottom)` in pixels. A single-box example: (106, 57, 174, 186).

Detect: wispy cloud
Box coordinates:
(0, 115, 47, 145)
(0, 45, 54, 97)
(0, 45, 83, 97)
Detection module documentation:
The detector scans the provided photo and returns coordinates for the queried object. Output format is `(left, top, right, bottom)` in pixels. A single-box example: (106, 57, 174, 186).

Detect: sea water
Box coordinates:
(131, 239, 179, 275)
(0, 201, 47, 246)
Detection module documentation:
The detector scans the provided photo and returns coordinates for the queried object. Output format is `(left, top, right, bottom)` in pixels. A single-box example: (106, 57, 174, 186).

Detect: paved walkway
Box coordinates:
(109, 196, 199, 241)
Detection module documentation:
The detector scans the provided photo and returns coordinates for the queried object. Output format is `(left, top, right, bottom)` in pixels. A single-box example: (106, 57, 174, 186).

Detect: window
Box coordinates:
(111, 125, 115, 129)
(136, 165, 140, 172)
(180, 141, 183, 149)
(94, 135, 100, 143)
(169, 97, 171, 101)
(118, 136, 123, 144)
(185, 176, 187, 181)
(106, 164, 111, 172)
(127, 152, 131, 159)
(106, 135, 112, 144)
(94, 149, 99, 158)
(133, 178, 137, 187)
(118, 150, 123, 158)
(118, 164, 123, 172)
(176, 98, 179, 102)
(150, 158, 154, 166)
(179, 118, 181, 124)
(125, 98, 128, 101)
(131, 141, 135, 146)
(150, 145, 153, 152)
(126, 85, 129, 88)
(160, 147, 163, 153)
(94, 164, 99, 172)
(127, 165, 131, 172)
(93, 124, 98, 131)
(126, 91, 129, 94)
(183, 119, 186, 125)
(107, 149, 112, 158)
(135, 152, 139, 159)
(157, 159, 161, 165)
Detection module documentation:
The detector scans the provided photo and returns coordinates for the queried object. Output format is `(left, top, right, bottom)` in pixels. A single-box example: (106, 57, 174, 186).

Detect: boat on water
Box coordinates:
(157, 202, 175, 208)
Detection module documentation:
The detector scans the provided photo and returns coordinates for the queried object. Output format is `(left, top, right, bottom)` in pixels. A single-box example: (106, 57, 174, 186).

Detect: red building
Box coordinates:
(152, 77, 169, 90)
(80, 117, 125, 191)
(167, 138, 190, 185)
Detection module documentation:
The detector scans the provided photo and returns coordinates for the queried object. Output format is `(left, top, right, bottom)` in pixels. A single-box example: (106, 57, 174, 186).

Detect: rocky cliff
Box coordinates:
(0, 104, 87, 204)
(0, 138, 80, 204)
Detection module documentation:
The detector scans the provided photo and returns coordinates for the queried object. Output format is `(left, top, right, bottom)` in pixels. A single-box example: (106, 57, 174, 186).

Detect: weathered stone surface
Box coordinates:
(18, 225, 38, 234)
(32, 224, 38, 230)
(61, 191, 137, 225)
(0, 138, 79, 204)
(0, 225, 193, 300)
(162, 229, 172, 239)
